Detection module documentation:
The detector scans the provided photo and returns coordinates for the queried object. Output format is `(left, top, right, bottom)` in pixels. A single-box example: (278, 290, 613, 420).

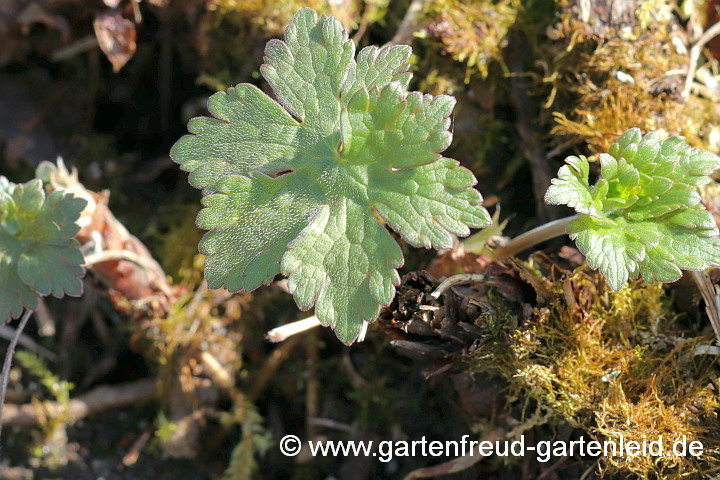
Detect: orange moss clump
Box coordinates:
(421, 0, 522, 81)
(469, 264, 720, 479)
(537, 0, 720, 155)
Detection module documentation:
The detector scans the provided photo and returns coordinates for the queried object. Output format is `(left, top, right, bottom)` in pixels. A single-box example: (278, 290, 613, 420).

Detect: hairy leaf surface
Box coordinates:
(0, 178, 87, 322)
(171, 8, 491, 343)
(546, 128, 720, 291)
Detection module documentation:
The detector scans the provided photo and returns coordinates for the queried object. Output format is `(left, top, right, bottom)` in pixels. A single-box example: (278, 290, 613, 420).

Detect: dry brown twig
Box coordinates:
(402, 428, 505, 479)
(391, 0, 426, 45)
(682, 21, 720, 101)
(1, 378, 157, 428)
(122, 427, 153, 467)
(84, 249, 165, 280)
(0, 324, 57, 362)
(690, 271, 720, 343)
(248, 334, 303, 401)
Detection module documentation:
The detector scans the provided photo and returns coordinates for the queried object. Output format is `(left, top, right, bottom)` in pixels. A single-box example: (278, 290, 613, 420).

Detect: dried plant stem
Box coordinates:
(266, 316, 369, 344)
(199, 351, 234, 390)
(682, 20, 720, 101)
(0, 324, 56, 361)
(0, 309, 33, 446)
(83, 249, 172, 296)
(266, 315, 322, 343)
(689, 270, 720, 344)
(493, 215, 577, 258)
(391, 0, 426, 45)
(431, 274, 486, 299)
(50, 35, 97, 62)
(249, 334, 303, 401)
(83, 249, 161, 273)
(1, 378, 157, 427)
(402, 428, 505, 479)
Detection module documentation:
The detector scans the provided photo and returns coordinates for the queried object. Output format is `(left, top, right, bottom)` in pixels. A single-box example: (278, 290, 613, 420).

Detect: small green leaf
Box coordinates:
(171, 7, 491, 343)
(547, 128, 720, 291)
(0, 178, 87, 322)
(544, 155, 596, 215)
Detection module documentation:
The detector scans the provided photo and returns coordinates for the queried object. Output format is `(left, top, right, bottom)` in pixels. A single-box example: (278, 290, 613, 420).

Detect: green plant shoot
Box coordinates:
(170, 7, 491, 344)
(545, 128, 720, 291)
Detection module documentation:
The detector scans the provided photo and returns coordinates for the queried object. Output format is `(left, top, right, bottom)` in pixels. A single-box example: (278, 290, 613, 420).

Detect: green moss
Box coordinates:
(548, 32, 715, 153)
(467, 265, 720, 478)
(220, 397, 272, 480)
(196, 1, 387, 92)
(15, 352, 74, 469)
(420, 0, 522, 81)
(636, 0, 673, 31)
(207, 0, 358, 34)
(150, 203, 203, 280)
(528, 1, 720, 156)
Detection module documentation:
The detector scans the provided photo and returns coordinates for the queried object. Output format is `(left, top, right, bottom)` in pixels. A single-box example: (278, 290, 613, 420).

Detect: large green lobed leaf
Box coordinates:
(545, 128, 720, 291)
(0, 178, 87, 322)
(171, 8, 491, 343)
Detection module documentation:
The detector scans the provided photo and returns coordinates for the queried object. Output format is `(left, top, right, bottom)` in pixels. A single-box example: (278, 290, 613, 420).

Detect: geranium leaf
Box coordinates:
(0, 178, 87, 323)
(170, 7, 491, 344)
(547, 128, 720, 291)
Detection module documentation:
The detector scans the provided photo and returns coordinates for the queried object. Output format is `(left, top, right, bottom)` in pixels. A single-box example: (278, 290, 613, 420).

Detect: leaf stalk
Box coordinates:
(492, 215, 578, 258)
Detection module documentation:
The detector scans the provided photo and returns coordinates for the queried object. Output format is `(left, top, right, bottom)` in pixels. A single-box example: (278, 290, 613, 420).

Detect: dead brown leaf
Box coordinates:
(93, 10, 136, 72)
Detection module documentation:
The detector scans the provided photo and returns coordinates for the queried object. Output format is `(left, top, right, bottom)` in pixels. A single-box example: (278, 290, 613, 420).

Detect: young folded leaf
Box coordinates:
(0, 177, 87, 322)
(170, 7, 491, 344)
(545, 128, 720, 291)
